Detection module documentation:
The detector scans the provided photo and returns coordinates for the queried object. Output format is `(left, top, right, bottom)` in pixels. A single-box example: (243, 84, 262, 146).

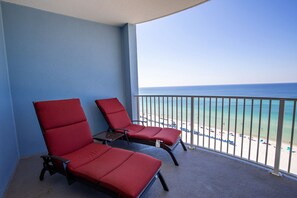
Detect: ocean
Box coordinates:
(139, 83, 297, 144)
(139, 83, 297, 98)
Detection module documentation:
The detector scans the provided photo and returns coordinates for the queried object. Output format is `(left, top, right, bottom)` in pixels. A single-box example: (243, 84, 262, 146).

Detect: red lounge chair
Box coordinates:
(95, 98, 187, 166)
(33, 98, 168, 198)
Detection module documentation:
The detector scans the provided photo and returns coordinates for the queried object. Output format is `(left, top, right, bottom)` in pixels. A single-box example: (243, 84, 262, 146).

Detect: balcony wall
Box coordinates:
(2, 3, 132, 156)
(0, 3, 19, 197)
(0, 3, 140, 195)
(0, 2, 139, 195)
(1, 2, 136, 156)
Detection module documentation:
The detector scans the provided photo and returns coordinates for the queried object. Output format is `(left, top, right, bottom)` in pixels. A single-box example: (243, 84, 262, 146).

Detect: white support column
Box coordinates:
(121, 24, 139, 120)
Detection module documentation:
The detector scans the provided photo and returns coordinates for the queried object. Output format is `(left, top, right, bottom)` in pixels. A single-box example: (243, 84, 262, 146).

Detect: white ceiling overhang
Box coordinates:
(2, 0, 208, 26)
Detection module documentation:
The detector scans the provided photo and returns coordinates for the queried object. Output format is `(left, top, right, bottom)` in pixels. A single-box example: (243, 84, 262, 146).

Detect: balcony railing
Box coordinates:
(135, 95, 297, 177)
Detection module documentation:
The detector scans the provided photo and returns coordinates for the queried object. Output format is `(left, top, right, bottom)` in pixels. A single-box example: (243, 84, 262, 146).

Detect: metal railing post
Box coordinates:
(271, 99, 285, 176)
(136, 96, 139, 120)
(189, 96, 195, 150)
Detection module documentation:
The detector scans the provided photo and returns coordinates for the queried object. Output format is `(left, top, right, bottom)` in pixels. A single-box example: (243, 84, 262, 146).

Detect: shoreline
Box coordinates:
(140, 114, 296, 147)
(140, 114, 297, 175)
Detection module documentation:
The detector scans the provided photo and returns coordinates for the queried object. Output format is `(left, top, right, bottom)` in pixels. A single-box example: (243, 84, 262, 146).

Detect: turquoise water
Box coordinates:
(140, 83, 297, 98)
(139, 83, 297, 144)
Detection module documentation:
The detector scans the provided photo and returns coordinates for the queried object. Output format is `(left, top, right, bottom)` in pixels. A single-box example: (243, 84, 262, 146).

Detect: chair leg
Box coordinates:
(162, 146, 179, 166)
(124, 132, 130, 145)
(39, 167, 47, 181)
(158, 172, 169, 191)
(39, 159, 50, 181)
(180, 139, 187, 151)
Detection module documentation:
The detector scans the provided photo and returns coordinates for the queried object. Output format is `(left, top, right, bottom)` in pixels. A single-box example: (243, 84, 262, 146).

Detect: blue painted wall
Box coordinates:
(0, 2, 19, 197)
(2, 2, 128, 157)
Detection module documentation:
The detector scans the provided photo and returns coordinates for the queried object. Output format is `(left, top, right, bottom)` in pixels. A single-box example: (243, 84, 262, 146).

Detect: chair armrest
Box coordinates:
(48, 155, 70, 164)
(41, 154, 70, 170)
(40, 154, 72, 184)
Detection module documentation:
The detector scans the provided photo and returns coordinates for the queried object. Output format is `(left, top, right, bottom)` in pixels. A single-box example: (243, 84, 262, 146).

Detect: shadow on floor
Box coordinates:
(4, 140, 297, 198)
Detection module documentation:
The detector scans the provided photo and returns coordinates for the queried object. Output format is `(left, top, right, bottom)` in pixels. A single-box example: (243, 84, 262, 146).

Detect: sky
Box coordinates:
(136, 0, 297, 87)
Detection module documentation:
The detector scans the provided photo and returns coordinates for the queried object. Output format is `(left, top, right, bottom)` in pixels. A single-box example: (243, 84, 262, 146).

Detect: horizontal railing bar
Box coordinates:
(135, 95, 297, 101)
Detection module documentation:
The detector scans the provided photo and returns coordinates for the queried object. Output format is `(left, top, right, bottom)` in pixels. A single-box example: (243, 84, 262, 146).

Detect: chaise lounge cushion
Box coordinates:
(45, 121, 93, 156)
(100, 152, 161, 198)
(128, 126, 161, 139)
(34, 98, 87, 130)
(152, 128, 181, 145)
(62, 143, 161, 197)
(107, 110, 131, 129)
(96, 98, 181, 146)
(62, 143, 111, 170)
(126, 126, 181, 145)
(35, 99, 93, 156)
(69, 147, 134, 182)
(96, 98, 132, 129)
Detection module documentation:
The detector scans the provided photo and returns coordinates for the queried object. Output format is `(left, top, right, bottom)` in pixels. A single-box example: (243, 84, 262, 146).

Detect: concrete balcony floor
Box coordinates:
(4, 141, 297, 198)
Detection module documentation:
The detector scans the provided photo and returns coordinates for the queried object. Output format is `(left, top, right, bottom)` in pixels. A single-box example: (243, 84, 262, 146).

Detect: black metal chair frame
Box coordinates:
(38, 153, 168, 197)
(111, 120, 188, 166)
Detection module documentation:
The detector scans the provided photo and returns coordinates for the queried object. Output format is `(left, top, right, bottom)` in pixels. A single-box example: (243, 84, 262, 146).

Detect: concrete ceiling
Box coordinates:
(2, 0, 208, 26)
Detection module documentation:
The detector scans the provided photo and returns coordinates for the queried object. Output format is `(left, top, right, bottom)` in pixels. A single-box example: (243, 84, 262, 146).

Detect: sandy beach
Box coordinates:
(140, 114, 297, 176)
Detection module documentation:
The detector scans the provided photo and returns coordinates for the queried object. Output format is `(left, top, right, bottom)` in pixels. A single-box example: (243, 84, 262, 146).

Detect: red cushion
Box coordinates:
(65, 146, 162, 198)
(124, 124, 145, 134)
(128, 127, 162, 140)
(70, 148, 134, 183)
(96, 98, 132, 129)
(123, 124, 180, 146)
(106, 110, 131, 129)
(34, 98, 86, 130)
(62, 143, 111, 170)
(45, 121, 93, 156)
(100, 152, 161, 198)
(96, 98, 126, 114)
(34, 98, 93, 156)
(153, 128, 181, 145)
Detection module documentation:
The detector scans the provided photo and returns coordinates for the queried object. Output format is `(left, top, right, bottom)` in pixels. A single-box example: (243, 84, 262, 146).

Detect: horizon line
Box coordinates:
(139, 82, 297, 89)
